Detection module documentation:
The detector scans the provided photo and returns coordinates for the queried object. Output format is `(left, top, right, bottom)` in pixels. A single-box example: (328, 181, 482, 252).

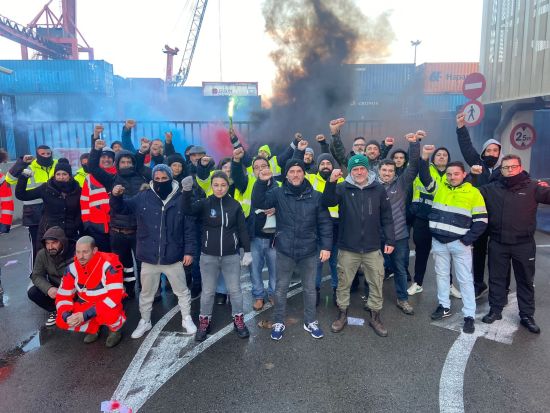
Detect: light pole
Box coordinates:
(411, 40, 422, 65)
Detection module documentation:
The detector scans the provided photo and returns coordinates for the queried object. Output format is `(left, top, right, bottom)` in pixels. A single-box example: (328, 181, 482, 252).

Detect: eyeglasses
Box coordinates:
(501, 165, 520, 171)
(353, 143, 366, 147)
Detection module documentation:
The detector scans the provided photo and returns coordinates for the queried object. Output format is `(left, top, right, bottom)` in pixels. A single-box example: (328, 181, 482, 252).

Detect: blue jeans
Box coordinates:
(432, 239, 476, 318)
(250, 237, 276, 300)
(385, 238, 409, 301)
(316, 243, 338, 290)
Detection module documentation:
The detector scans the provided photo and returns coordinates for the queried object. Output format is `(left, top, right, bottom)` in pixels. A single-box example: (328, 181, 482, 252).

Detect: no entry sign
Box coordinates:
(461, 100, 484, 127)
(510, 123, 537, 150)
(463, 72, 486, 100)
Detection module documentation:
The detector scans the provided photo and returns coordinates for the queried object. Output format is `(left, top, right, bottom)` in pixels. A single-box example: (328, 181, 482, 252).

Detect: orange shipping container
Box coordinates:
(422, 62, 479, 94)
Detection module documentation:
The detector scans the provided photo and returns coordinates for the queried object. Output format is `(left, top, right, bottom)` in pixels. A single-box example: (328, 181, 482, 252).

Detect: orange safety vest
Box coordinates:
(81, 174, 111, 233)
(0, 173, 14, 227)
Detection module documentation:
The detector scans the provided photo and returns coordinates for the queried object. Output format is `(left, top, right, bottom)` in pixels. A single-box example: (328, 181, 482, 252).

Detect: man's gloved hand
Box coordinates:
(240, 252, 252, 267)
(181, 176, 194, 192)
(22, 168, 34, 178)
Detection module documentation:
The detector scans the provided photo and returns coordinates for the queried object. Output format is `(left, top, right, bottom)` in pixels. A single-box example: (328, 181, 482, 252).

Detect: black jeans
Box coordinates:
(488, 239, 536, 317)
(110, 229, 140, 293)
(472, 230, 489, 290)
(28, 286, 56, 312)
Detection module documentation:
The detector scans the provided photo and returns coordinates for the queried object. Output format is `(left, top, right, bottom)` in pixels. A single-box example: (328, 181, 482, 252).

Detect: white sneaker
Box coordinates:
(407, 282, 423, 296)
(131, 319, 152, 339)
(182, 315, 197, 335)
(450, 284, 462, 299)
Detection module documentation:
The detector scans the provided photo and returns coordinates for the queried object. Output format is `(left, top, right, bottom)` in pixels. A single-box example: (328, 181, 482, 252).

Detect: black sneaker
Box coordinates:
(463, 317, 475, 334)
(431, 305, 452, 320)
(520, 316, 541, 334)
(45, 311, 57, 327)
(233, 313, 250, 339)
(195, 315, 211, 342)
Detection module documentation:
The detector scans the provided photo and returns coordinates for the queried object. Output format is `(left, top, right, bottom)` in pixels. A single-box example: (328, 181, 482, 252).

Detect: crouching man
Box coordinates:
(55, 236, 126, 348)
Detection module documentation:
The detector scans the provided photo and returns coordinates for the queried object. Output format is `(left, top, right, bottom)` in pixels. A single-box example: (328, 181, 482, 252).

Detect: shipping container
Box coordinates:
(420, 62, 479, 94)
(202, 82, 259, 97)
(420, 94, 468, 113)
(14, 94, 116, 121)
(348, 64, 417, 97)
(0, 60, 114, 96)
(0, 94, 17, 159)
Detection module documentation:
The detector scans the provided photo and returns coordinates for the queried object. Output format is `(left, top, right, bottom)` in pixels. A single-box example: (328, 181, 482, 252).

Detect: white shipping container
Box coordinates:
(202, 82, 258, 97)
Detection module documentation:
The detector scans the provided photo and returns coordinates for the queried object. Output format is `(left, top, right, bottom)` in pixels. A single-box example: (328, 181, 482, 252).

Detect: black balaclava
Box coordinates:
(36, 145, 53, 167)
(153, 180, 173, 199)
(482, 155, 499, 168)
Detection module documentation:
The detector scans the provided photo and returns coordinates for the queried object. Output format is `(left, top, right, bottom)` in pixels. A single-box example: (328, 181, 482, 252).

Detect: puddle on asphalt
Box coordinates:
(0, 331, 42, 382)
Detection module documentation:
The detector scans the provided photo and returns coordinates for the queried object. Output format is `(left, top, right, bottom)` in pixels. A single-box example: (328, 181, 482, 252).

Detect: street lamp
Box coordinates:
(411, 40, 422, 65)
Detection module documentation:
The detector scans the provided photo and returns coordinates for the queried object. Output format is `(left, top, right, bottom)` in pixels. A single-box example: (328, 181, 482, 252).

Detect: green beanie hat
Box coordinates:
(348, 154, 369, 172)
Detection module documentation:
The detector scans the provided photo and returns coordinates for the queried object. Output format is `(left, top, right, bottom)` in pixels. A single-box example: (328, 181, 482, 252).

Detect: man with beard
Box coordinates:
(110, 164, 197, 339)
(74, 153, 89, 188)
(456, 112, 503, 299)
(28, 227, 74, 327)
(88, 138, 148, 298)
(475, 155, 550, 333)
(7, 145, 58, 264)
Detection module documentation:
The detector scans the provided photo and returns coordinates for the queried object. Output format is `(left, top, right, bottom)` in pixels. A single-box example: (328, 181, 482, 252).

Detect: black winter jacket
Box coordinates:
(252, 179, 332, 260)
(15, 176, 81, 243)
(110, 181, 196, 264)
(322, 173, 395, 253)
(479, 172, 550, 244)
(456, 126, 502, 186)
(182, 191, 250, 256)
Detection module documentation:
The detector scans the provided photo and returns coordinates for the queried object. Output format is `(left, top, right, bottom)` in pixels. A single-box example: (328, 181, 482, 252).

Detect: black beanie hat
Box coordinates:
(166, 153, 185, 167)
(54, 159, 72, 176)
(431, 147, 451, 164)
(285, 158, 306, 174)
(365, 140, 381, 150)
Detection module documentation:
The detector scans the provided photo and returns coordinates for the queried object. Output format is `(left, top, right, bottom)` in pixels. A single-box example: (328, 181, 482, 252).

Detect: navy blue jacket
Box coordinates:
(110, 181, 196, 264)
(252, 178, 332, 260)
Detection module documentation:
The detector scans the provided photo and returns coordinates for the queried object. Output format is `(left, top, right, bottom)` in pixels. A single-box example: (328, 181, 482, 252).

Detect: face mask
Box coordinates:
(153, 180, 173, 199)
(37, 154, 53, 167)
(82, 164, 90, 173)
(482, 155, 499, 168)
(55, 180, 72, 192)
(118, 167, 134, 176)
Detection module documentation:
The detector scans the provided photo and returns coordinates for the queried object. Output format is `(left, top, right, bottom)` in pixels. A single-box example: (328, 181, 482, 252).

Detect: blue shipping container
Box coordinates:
(420, 94, 468, 113)
(0, 60, 114, 96)
(348, 64, 417, 98)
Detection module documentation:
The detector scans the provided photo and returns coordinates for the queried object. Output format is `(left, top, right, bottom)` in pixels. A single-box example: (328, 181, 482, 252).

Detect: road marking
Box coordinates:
(113, 274, 330, 412)
(435, 293, 520, 413)
(0, 249, 29, 260)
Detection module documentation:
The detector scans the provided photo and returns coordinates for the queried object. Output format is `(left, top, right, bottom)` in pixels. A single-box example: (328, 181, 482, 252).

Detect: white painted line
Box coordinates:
(0, 249, 29, 260)
(464, 82, 483, 90)
(113, 274, 331, 412)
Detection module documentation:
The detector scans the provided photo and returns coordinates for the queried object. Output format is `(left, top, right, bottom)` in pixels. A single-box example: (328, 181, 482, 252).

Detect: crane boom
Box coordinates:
(173, 0, 208, 86)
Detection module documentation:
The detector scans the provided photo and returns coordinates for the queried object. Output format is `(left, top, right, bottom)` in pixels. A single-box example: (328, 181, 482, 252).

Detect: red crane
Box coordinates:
(0, 0, 93, 60)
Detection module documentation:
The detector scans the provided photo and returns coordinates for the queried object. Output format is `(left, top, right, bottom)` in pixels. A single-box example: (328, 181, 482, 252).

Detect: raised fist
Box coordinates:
(422, 144, 436, 156)
(94, 124, 104, 139)
(258, 168, 273, 181)
(456, 113, 466, 128)
(294, 133, 303, 142)
(164, 131, 173, 144)
(405, 133, 416, 143)
(415, 130, 427, 140)
(125, 119, 136, 129)
(233, 147, 245, 161)
(330, 168, 343, 183)
(316, 134, 326, 142)
(22, 168, 34, 178)
(329, 118, 345, 135)
(470, 165, 483, 175)
(23, 155, 34, 164)
(181, 176, 194, 192)
(384, 136, 395, 146)
(111, 185, 125, 196)
(297, 140, 309, 151)
(94, 139, 106, 151)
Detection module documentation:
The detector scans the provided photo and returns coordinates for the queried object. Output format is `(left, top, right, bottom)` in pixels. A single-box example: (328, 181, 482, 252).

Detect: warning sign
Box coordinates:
(510, 123, 536, 150)
(460, 100, 484, 127)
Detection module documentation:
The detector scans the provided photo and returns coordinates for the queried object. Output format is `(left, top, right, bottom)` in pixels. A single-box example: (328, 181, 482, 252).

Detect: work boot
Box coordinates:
(105, 331, 122, 348)
(195, 315, 211, 342)
(482, 310, 502, 324)
(233, 313, 250, 339)
(520, 316, 541, 334)
(83, 332, 99, 344)
(369, 310, 388, 337)
(331, 308, 348, 333)
(396, 299, 414, 315)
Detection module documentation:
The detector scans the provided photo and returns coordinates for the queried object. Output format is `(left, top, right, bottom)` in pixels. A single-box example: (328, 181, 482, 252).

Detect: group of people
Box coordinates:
(0, 112, 548, 347)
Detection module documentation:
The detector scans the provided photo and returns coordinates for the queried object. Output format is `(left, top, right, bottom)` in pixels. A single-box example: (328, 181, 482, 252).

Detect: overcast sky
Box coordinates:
(0, 0, 483, 96)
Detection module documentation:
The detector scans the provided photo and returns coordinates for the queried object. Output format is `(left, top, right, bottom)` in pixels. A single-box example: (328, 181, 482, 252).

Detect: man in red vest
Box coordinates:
(55, 236, 126, 347)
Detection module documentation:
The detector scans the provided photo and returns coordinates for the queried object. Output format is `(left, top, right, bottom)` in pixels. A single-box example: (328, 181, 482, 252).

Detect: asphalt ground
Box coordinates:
(1, 225, 550, 412)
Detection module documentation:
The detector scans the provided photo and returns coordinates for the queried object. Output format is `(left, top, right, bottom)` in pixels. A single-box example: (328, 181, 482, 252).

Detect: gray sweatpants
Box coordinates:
(199, 254, 243, 316)
(139, 262, 191, 322)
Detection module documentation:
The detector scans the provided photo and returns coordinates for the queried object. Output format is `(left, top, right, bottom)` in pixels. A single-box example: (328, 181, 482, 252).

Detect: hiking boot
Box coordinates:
(83, 332, 99, 344)
(331, 308, 348, 333)
(253, 299, 264, 311)
(182, 315, 197, 335)
(396, 300, 414, 315)
(482, 310, 502, 324)
(105, 331, 122, 348)
(45, 311, 57, 327)
(407, 282, 423, 296)
(463, 317, 475, 334)
(369, 310, 388, 337)
(131, 319, 152, 339)
(270, 323, 285, 341)
(431, 305, 451, 320)
(520, 316, 541, 334)
(450, 284, 462, 299)
(233, 313, 250, 339)
(303, 320, 324, 339)
(195, 315, 211, 342)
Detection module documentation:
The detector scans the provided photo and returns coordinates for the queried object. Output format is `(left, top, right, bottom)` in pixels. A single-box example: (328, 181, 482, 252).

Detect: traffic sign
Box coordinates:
(461, 100, 484, 127)
(510, 123, 537, 150)
(462, 72, 486, 100)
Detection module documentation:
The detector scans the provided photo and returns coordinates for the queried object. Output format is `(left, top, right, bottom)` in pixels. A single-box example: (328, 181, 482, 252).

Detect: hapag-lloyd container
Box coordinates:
(420, 62, 480, 94)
